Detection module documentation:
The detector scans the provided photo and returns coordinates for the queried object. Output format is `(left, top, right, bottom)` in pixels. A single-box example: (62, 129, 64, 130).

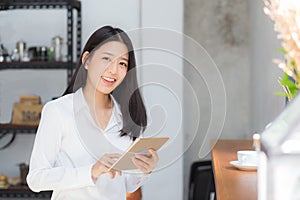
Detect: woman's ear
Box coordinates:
(81, 51, 89, 69)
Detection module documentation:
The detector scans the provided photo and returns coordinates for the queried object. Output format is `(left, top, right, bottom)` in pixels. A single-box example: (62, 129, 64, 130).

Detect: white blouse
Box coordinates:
(27, 88, 148, 200)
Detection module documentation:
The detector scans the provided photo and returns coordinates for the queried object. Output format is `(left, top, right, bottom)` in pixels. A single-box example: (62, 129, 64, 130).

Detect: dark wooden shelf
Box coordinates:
(0, 185, 51, 198)
(0, 61, 75, 70)
(0, 124, 37, 134)
(0, 0, 81, 10)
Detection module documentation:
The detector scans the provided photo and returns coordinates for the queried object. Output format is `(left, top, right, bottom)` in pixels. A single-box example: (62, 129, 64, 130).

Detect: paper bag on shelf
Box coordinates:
(19, 95, 41, 105)
(11, 103, 43, 126)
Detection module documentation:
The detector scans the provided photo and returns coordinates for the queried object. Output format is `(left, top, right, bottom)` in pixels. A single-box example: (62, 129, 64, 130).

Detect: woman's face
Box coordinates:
(84, 41, 129, 94)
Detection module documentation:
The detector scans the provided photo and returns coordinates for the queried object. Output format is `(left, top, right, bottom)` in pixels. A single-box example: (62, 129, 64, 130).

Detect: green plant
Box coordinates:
(263, 0, 300, 101)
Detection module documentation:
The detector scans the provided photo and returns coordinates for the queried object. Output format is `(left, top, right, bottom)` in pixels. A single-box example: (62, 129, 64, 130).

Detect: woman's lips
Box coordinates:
(101, 76, 116, 85)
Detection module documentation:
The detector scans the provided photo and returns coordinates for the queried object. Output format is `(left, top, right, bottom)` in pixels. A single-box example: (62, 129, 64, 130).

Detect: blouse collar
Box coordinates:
(74, 88, 123, 130)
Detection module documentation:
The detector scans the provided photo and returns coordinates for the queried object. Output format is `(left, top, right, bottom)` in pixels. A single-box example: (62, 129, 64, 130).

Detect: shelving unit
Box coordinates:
(0, 0, 81, 198)
(0, 61, 74, 70)
(0, 124, 37, 134)
(0, 0, 82, 82)
(0, 185, 52, 199)
(0, 0, 81, 134)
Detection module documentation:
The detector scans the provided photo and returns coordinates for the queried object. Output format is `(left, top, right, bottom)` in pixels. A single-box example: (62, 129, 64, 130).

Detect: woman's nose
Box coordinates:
(108, 60, 118, 74)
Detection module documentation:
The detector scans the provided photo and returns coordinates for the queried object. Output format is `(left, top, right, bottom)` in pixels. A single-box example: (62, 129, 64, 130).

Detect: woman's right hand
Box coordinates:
(91, 153, 122, 180)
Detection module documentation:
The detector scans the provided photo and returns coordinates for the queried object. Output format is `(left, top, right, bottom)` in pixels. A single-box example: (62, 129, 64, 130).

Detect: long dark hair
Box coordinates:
(63, 26, 147, 140)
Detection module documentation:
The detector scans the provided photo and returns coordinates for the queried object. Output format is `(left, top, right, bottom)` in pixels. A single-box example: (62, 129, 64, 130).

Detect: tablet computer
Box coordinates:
(108, 137, 169, 171)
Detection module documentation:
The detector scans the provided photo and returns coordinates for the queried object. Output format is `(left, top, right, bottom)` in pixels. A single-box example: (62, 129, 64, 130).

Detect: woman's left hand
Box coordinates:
(132, 149, 159, 174)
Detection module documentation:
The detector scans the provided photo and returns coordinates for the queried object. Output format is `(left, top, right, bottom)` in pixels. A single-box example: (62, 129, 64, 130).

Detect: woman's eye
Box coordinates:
(120, 62, 128, 67)
(102, 57, 111, 61)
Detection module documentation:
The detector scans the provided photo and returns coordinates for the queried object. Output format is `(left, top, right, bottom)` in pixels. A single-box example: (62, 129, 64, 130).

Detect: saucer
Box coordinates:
(229, 160, 257, 171)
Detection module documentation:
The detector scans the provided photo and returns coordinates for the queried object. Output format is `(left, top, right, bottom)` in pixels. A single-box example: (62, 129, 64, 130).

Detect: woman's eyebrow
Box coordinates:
(102, 52, 128, 62)
(101, 52, 114, 56)
(102, 51, 114, 56)
(121, 57, 128, 62)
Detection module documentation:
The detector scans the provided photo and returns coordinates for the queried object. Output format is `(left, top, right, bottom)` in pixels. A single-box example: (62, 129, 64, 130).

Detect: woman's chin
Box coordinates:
(95, 87, 114, 95)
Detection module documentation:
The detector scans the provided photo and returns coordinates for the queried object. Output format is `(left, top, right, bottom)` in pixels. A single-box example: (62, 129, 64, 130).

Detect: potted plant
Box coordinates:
(263, 0, 300, 101)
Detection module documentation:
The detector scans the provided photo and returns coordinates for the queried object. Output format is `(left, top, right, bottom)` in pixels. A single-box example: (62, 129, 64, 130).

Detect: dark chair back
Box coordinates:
(189, 160, 216, 200)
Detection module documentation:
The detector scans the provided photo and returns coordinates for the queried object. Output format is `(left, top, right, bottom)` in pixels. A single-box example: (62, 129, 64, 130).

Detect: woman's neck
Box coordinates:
(82, 86, 112, 110)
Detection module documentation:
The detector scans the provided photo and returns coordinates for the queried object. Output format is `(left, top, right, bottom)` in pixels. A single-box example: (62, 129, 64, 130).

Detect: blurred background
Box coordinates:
(0, 0, 286, 200)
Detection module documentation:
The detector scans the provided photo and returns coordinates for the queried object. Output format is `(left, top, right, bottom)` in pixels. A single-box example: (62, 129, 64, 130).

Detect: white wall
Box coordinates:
(249, 0, 285, 131)
(138, 1, 184, 200)
(0, 1, 184, 200)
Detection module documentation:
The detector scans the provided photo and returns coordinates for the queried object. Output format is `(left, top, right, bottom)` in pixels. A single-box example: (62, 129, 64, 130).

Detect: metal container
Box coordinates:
(16, 40, 26, 61)
(52, 36, 63, 61)
(0, 44, 11, 62)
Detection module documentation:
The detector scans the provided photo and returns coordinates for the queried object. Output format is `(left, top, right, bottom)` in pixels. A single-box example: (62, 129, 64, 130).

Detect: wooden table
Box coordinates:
(211, 140, 257, 200)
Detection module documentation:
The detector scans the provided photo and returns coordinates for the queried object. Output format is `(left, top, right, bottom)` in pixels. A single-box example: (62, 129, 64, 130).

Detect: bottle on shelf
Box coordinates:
(16, 40, 26, 61)
(0, 43, 11, 62)
(52, 36, 63, 62)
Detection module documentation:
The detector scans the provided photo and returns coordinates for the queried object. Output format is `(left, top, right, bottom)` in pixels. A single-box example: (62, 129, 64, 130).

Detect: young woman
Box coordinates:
(27, 26, 158, 200)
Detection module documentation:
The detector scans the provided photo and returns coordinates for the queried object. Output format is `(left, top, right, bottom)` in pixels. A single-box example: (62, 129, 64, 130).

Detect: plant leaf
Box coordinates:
(277, 73, 299, 100)
(276, 47, 287, 54)
(274, 91, 289, 97)
(290, 60, 296, 67)
(279, 77, 297, 89)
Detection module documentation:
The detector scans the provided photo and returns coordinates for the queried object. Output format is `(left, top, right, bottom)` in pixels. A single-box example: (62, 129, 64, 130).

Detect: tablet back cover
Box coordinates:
(109, 137, 169, 171)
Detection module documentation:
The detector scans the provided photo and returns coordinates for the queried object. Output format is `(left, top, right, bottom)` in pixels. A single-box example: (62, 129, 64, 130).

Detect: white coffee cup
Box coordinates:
(237, 150, 258, 166)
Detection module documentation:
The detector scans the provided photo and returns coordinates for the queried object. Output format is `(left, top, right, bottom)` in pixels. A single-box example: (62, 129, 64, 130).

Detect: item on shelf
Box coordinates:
(28, 46, 48, 61)
(19, 163, 29, 185)
(22, 49, 30, 62)
(28, 47, 37, 61)
(11, 48, 20, 62)
(52, 36, 63, 61)
(19, 95, 41, 104)
(8, 177, 21, 186)
(16, 40, 26, 61)
(0, 174, 9, 188)
(40, 46, 48, 61)
(11, 95, 43, 126)
(0, 44, 11, 62)
(47, 46, 55, 61)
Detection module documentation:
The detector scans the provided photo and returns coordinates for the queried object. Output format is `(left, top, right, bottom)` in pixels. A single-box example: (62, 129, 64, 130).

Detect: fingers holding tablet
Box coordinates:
(92, 153, 122, 180)
(132, 149, 159, 174)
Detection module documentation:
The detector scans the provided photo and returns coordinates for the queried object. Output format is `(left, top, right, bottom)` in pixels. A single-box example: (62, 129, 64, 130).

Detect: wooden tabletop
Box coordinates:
(211, 140, 257, 200)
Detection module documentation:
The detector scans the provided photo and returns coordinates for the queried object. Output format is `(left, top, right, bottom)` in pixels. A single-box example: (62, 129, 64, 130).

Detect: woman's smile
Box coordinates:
(101, 76, 116, 86)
